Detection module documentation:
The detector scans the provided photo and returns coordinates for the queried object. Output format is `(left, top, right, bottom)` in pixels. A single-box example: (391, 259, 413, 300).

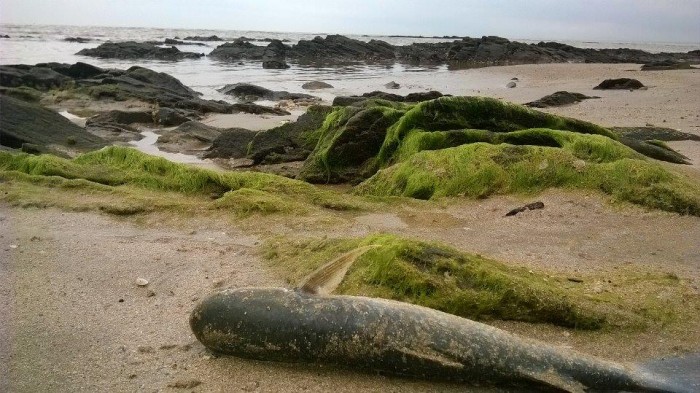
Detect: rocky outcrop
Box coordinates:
(0, 64, 73, 90)
(163, 38, 207, 47)
(183, 35, 225, 42)
(332, 91, 444, 106)
(208, 34, 700, 67)
(525, 91, 599, 108)
(77, 41, 204, 61)
(157, 121, 230, 154)
(0, 95, 106, 153)
(593, 78, 645, 90)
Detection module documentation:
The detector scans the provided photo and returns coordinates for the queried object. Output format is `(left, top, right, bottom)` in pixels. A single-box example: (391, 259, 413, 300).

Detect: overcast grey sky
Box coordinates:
(1, 0, 699, 43)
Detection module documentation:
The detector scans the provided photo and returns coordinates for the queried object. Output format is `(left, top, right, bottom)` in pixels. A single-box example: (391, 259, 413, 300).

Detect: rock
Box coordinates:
(64, 37, 91, 43)
(208, 40, 267, 61)
(202, 128, 258, 159)
(157, 121, 226, 153)
(384, 81, 400, 89)
(0, 35, 9, 39)
(87, 110, 154, 126)
(641, 60, 694, 71)
(218, 83, 317, 102)
(505, 201, 545, 217)
(511, 77, 519, 81)
(156, 107, 191, 126)
(0, 86, 42, 102)
(0, 95, 106, 152)
(525, 91, 599, 108)
(332, 90, 444, 106)
(567, 277, 584, 283)
(302, 81, 334, 90)
(506, 81, 517, 88)
(77, 41, 204, 61)
(593, 78, 645, 90)
(136, 278, 149, 287)
(184, 35, 224, 41)
(611, 127, 700, 142)
(231, 103, 290, 116)
(0, 64, 73, 91)
(262, 59, 290, 69)
(146, 290, 156, 297)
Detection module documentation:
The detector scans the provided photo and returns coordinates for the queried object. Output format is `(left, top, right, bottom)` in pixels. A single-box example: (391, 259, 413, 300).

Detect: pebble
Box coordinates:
(136, 278, 149, 287)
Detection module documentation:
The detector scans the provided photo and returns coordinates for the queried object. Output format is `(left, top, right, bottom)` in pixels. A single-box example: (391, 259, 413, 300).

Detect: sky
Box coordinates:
(1, 0, 699, 43)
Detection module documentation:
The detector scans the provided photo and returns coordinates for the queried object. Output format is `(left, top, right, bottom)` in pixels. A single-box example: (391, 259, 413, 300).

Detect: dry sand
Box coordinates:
(2, 63, 700, 392)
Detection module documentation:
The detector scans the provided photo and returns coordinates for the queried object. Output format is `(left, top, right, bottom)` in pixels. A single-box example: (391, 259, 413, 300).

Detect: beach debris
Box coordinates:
(135, 277, 149, 287)
(525, 91, 599, 108)
(568, 277, 584, 283)
(302, 80, 334, 90)
(384, 81, 400, 89)
(167, 379, 202, 389)
(593, 78, 644, 90)
(505, 201, 545, 216)
(506, 81, 517, 88)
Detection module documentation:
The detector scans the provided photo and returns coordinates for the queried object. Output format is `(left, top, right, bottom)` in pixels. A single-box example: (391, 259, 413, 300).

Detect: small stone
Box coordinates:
(511, 77, 519, 81)
(384, 81, 400, 89)
(573, 159, 586, 172)
(9, 244, 18, 249)
(146, 290, 156, 297)
(118, 298, 125, 303)
(135, 278, 149, 287)
(506, 81, 517, 88)
(567, 277, 584, 283)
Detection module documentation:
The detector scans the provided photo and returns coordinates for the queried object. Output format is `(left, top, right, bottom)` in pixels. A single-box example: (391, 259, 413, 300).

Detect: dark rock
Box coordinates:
(218, 83, 317, 102)
(39, 62, 105, 79)
(617, 136, 690, 165)
(593, 78, 645, 90)
(208, 40, 266, 61)
(506, 81, 517, 88)
(64, 37, 91, 43)
(612, 126, 700, 142)
(641, 60, 694, 71)
(183, 35, 224, 42)
(0, 86, 42, 102)
(302, 81, 334, 90)
(231, 103, 290, 116)
(0, 64, 73, 91)
(505, 201, 545, 217)
(157, 121, 228, 153)
(290, 35, 396, 62)
(385, 81, 400, 89)
(262, 59, 290, 69)
(0, 35, 9, 39)
(87, 110, 154, 126)
(156, 107, 191, 126)
(199, 127, 257, 158)
(0, 95, 106, 152)
(525, 91, 599, 108)
(333, 90, 444, 106)
(77, 41, 204, 61)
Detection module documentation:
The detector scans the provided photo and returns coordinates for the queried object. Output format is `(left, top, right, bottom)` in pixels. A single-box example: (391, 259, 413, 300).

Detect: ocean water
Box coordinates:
(1, 24, 699, 103)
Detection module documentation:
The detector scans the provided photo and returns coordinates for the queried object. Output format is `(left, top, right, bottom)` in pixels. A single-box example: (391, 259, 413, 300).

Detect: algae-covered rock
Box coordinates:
(525, 91, 599, 108)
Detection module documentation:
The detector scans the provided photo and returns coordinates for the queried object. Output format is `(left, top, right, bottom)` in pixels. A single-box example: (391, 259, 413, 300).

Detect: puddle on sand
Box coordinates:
(129, 131, 221, 170)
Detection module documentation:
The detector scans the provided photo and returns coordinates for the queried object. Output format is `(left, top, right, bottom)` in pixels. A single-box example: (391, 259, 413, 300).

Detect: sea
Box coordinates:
(2, 24, 699, 104)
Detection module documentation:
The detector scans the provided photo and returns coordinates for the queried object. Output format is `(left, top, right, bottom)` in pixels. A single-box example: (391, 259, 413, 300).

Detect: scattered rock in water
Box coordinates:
(505, 201, 545, 216)
(0, 35, 10, 39)
(593, 78, 645, 90)
(641, 60, 694, 71)
(77, 41, 204, 61)
(525, 91, 599, 108)
(262, 59, 290, 69)
(302, 81, 333, 90)
(385, 81, 400, 89)
(135, 278, 149, 287)
(231, 102, 291, 115)
(208, 40, 267, 61)
(155, 107, 191, 126)
(64, 37, 91, 43)
(506, 81, 517, 88)
(183, 35, 224, 42)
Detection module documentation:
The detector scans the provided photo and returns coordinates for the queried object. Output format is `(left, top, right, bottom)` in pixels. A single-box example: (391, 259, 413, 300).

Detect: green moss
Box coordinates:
(0, 86, 42, 102)
(0, 146, 363, 213)
(376, 96, 615, 166)
(355, 135, 700, 215)
(263, 234, 699, 330)
(213, 188, 301, 216)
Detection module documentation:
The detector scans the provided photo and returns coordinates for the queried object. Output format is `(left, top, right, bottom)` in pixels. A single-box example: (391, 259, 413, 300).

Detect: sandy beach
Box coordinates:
(2, 61, 700, 392)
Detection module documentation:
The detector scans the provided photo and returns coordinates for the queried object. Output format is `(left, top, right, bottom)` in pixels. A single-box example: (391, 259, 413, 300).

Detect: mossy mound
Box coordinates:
(0, 146, 361, 214)
(263, 234, 699, 330)
(356, 136, 700, 215)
